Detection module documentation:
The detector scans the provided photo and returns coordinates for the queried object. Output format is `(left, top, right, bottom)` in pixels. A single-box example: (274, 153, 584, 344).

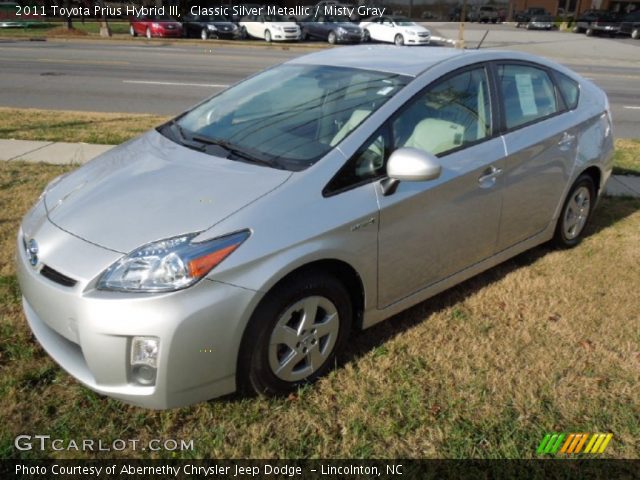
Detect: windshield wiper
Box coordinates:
(190, 134, 284, 169)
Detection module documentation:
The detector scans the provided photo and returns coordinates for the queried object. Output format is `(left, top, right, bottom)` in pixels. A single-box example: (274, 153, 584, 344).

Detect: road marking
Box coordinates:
(122, 80, 229, 88)
(623, 106, 640, 110)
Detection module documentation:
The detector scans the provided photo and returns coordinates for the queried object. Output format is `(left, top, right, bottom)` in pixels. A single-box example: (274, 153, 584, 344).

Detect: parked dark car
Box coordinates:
(182, 13, 239, 40)
(574, 10, 620, 36)
(301, 14, 363, 44)
(468, 5, 499, 23)
(619, 10, 640, 39)
(514, 7, 549, 26)
(129, 15, 183, 38)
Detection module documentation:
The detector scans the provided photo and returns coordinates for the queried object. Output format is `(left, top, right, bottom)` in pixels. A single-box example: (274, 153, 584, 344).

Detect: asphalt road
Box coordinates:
(0, 33, 638, 137)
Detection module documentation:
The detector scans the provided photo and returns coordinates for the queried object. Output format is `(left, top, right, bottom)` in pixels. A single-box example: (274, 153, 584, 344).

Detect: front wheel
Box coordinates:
(394, 33, 404, 46)
(145, 27, 152, 39)
(237, 272, 352, 396)
(129, 25, 137, 37)
(553, 174, 596, 248)
(586, 27, 594, 36)
(201, 28, 208, 41)
(632, 28, 640, 40)
(328, 30, 337, 44)
(264, 29, 272, 42)
(363, 29, 370, 42)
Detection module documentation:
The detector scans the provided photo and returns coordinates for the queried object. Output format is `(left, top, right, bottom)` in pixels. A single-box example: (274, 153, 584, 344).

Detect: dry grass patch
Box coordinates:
(0, 108, 169, 145)
(0, 161, 638, 459)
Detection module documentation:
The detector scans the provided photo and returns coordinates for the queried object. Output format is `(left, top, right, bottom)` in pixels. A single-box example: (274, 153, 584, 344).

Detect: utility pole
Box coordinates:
(458, 0, 467, 49)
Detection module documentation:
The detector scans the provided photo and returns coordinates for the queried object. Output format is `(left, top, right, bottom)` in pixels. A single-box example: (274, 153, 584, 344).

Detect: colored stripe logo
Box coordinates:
(537, 433, 613, 455)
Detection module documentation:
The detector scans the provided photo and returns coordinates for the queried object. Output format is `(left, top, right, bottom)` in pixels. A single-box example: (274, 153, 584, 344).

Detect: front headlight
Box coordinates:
(337, 26, 347, 34)
(151, 22, 160, 28)
(272, 24, 283, 31)
(207, 24, 218, 31)
(97, 230, 250, 293)
(406, 30, 418, 35)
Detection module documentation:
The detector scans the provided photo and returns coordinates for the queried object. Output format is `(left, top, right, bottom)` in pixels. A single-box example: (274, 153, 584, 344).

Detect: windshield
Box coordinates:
(165, 64, 409, 171)
(394, 18, 415, 26)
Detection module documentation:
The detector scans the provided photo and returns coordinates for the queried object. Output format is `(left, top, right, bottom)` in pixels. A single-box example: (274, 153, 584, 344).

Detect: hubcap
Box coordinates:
(563, 186, 590, 240)
(268, 296, 339, 382)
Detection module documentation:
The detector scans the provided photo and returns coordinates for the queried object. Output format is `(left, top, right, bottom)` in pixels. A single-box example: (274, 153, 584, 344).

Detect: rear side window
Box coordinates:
(497, 64, 558, 130)
(553, 71, 580, 110)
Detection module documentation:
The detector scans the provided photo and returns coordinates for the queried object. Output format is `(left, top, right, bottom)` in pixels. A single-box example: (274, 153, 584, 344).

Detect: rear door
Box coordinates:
(493, 62, 578, 250)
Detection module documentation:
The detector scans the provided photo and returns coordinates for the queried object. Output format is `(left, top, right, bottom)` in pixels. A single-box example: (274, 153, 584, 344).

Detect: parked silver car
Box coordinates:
(17, 46, 614, 409)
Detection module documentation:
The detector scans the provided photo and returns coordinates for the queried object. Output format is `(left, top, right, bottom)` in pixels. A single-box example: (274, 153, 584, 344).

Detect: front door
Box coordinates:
(376, 65, 505, 307)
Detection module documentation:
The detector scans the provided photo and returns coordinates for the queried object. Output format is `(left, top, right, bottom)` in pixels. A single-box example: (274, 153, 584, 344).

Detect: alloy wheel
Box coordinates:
(268, 296, 340, 382)
(563, 186, 591, 240)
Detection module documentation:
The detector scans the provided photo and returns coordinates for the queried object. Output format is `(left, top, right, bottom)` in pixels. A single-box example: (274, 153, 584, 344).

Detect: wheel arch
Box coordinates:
(580, 165, 602, 196)
(256, 258, 366, 330)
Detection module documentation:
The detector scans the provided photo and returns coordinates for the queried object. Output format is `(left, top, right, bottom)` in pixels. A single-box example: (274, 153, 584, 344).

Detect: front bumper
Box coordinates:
(16, 223, 258, 409)
(337, 31, 363, 43)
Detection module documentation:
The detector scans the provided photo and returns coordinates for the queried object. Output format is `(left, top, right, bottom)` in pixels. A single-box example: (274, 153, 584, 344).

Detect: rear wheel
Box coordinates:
(328, 30, 337, 44)
(240, 26, 247, 39)
(129, 25, 137, 37)
(394, 33, 404, 45)
(201, 28, 208, 40)
(586, 27, 594, 36)
(553, 174, 595, 248)
(237, 272, 352, 396)
(363, 29, 370, 42)
(632, 28, 640, 40)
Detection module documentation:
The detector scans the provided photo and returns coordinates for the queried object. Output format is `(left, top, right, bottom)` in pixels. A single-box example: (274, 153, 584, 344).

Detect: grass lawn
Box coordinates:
(0, 108, 169, 145)
(0, 108, 638, 176)
(0, 161, 638, 459)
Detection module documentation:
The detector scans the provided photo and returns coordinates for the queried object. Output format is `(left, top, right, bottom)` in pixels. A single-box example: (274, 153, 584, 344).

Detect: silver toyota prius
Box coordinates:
(17, 46, 614, 409)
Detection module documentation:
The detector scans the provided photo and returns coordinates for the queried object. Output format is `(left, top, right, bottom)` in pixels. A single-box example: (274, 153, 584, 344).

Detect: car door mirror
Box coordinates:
(382, 147, 441, 195)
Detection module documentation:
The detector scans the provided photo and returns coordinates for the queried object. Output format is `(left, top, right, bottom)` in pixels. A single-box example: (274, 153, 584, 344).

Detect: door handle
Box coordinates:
(478, 166, 503, 184)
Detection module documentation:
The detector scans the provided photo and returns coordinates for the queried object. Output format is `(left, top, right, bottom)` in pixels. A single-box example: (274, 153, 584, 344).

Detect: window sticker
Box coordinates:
(515, 73, 538, 116)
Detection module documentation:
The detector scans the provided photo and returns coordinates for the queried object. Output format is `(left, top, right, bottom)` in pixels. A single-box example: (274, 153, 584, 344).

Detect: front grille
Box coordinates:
(284, 28, 297, 33)
(40, 265, 77, 287)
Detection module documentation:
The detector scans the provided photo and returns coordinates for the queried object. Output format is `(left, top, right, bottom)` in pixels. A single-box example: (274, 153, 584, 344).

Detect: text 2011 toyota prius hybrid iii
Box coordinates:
(17, 47, 613, 409)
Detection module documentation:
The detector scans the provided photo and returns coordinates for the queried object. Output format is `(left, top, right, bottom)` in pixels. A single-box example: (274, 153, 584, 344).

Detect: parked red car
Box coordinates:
(129, 15, 183, 38)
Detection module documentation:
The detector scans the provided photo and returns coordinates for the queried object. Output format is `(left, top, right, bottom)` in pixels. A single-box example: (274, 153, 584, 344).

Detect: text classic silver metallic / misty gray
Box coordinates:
(17, 46, 614, 408)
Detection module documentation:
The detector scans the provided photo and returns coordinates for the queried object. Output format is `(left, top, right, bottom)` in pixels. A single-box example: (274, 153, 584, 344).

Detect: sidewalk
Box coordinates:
(0, 139, 638, 198)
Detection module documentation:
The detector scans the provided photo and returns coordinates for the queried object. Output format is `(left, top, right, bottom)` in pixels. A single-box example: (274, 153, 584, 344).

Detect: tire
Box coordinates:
(328, 31, 337, 44)
(553, 174, 596, 248)
(301, 30, 308, 41)
(129, 25, 137, 37)
(394, 33, 404, 46)
(492, 18, 497, 24)
(363, 29, 370, 42)
(264, 29, 272, 42)
(237, 271, 353, 396)
(201, 28, 208, 41)
(586, 27, 594, 36)
(240, 26, 247, 39)
(632, 28, 640, 40)
(145, 27, 151, 39)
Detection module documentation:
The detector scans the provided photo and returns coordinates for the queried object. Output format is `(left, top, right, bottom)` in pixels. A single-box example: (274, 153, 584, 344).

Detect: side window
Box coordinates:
(391, 67, 492, 157)
(497, 64, 558, 130)
(324, 127, 389, 195)
(553, 71, 579, 110)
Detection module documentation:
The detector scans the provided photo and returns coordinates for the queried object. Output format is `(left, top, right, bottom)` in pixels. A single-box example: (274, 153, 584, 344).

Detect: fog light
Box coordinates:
(131, 337, 159, 386)
(132, 364, 157, 385)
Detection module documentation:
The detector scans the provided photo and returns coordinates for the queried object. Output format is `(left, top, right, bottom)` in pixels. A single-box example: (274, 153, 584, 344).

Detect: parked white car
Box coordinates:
(360, 16, 431, 45)
(239, 14, 301, 42)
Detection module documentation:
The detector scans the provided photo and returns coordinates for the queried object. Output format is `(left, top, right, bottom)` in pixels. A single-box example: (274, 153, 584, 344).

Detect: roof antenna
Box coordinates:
(476, 30, 489, 49)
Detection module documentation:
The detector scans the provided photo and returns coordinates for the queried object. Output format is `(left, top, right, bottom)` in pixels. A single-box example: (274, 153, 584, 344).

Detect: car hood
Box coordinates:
(44, 130, 291, 253)
(402, 25, 429, 33)
(335, 22, 361, 30)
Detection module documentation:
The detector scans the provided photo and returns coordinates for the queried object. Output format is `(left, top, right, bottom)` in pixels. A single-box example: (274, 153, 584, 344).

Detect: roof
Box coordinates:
(289, 45, 470, 77)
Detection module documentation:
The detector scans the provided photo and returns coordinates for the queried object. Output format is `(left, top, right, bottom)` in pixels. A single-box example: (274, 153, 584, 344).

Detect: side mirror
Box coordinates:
(382, 147, 442, 195)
